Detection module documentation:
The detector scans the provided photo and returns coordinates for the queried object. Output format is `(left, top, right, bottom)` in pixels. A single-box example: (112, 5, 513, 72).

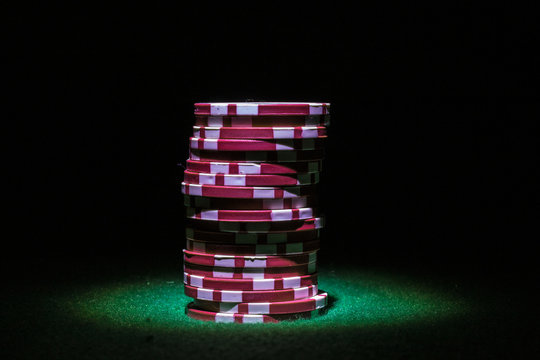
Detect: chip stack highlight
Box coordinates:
(182, 102, 330, 323)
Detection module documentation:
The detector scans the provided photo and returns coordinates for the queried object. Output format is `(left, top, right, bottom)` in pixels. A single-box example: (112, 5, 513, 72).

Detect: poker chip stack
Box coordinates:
(182, 102, 330, 323)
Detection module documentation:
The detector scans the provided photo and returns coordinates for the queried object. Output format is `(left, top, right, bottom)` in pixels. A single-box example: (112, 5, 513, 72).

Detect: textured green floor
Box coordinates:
(3, 263, 535, 359)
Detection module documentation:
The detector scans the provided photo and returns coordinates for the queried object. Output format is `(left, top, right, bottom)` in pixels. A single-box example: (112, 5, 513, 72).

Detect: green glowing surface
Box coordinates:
(66, 267, 467, 331)
(7, 265, 530, 359)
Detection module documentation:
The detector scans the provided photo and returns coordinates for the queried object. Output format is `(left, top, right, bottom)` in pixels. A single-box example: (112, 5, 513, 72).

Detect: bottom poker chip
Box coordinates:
(193, 291, 328, 314)
(186, 303, 326, 323)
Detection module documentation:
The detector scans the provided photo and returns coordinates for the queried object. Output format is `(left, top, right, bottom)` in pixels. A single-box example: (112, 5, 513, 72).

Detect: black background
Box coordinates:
(6, 5, 537, 275)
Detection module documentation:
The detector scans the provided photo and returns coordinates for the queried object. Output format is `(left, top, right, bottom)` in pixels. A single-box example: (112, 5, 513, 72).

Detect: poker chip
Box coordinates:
(193, 126, 327, 139)
(182, 102, 329, 322)
(186, 303, 325, 323)
(183, 273, 318, 290)
(186, 304, 280, 323)
(195, 115, 329, 127)
(183, 171, 319, 186)
(186, 160, 322, 174)
(185, 228, 320, 244)
(193, 292, 328, 314)
(184, 261, 317, 279)
(190, 137, 325, 152)
(194, 102, 330, 116)
(186, 239, 320, 255)
(185, 217, 324, 233)
(183, 195, 317, 210)
(189, 149, 324, 162)
(181, 182, 317, 199)
(184, 283, 318, 303)
(183, 249, 317, 268)
(185, 207, 316, 222)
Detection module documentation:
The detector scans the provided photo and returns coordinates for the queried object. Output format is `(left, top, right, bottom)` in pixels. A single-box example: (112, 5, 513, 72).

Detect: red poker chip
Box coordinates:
(184, 261, 317, 279)
(185, 228, 320, 244)
(186, 304, 280, 323)
(183, 171, 319, 186)
(183, 249, 317, 268)
(183, 195, 317, 210)
(183, 272, 318, 291)
(189, 149, 324, 162)
(189, 137, 326, 151)
(185, 217, 324, 233)
(193, 291, 328, 314)
(194, 115, 330, 127)
(186, 239, 320, 256)
(181, 182, 317, 199)
(193, 126, 326, 139)
(186, 303, 325, 323)
(186, 160, 322, 175)
(194, 102, 330, 116)
(184, 283, 318, 303)
(185, 207, 316, 222)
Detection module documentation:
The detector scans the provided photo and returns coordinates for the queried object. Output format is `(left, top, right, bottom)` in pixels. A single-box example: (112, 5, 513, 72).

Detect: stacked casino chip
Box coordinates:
(182, 102, 330, 323)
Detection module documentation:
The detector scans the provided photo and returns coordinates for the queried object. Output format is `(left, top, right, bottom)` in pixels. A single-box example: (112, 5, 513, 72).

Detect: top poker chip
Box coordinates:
(194, 102, 331, 116)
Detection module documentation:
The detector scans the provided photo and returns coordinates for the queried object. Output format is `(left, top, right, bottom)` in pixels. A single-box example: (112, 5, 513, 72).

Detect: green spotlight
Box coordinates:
(64, 267, 468, 331)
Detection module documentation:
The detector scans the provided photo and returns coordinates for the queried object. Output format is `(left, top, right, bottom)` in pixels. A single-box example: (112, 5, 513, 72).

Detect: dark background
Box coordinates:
(6, 5, 537, 275)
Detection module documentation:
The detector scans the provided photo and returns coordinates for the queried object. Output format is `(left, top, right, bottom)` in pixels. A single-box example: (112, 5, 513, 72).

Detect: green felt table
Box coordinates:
(3, 260, 535, 359)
